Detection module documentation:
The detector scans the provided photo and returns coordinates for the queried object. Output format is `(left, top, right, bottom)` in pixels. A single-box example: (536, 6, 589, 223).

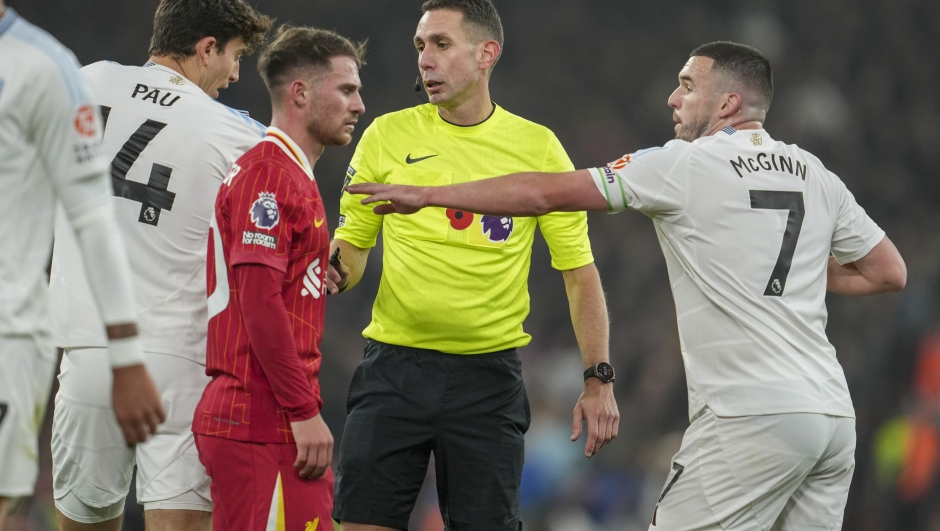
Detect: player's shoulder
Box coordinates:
(491, 105, 559, 140)
(369, 104, 436, 132)
(232, 140, 296, 180)
(0, 11, 88, 101)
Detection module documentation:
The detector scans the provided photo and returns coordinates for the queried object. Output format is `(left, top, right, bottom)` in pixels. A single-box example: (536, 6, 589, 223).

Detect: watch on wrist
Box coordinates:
(584, 362, 615, 383)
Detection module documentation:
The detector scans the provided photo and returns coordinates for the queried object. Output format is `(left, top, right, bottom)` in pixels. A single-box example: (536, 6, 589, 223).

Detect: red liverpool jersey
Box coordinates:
(195, 127, 329, 443)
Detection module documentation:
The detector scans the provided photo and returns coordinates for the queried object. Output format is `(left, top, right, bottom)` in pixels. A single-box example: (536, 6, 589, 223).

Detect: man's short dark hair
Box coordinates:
(257, 25, 366, 97)
(691, 41, 774, 110)
(421, 0, 504, 48)
(149, 0, 272, 59)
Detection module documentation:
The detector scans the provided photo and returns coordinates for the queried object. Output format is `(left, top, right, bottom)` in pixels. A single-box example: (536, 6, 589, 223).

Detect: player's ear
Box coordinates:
(288, 78, 309, 108)
(195, 36, 218, 65)
(478, 40, 500, 72)
(718, 92, 742, 119)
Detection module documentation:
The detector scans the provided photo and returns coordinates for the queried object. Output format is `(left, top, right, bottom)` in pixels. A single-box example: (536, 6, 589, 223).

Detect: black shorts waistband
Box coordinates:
(365, 339, 518, 360)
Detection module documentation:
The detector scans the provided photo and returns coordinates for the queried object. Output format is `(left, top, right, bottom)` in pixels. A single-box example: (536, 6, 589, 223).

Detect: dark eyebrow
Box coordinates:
(414, 32, 451, 45)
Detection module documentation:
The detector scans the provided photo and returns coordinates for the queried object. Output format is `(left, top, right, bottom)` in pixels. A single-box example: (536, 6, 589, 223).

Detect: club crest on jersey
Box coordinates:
(481, 216, 513, 242)
(250, 192, 280, 229)
(74, 105, 98, 138)
(608, 154, 631, 170)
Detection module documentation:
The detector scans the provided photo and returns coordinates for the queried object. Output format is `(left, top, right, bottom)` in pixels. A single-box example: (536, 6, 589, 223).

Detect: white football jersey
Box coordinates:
(0, 9, 108, 335)
(49, 61, 264, 362)
(591, 127, 884, 418)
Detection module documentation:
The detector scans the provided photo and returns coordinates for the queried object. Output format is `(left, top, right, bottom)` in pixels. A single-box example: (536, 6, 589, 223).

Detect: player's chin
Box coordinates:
(329, 130, 354, 147)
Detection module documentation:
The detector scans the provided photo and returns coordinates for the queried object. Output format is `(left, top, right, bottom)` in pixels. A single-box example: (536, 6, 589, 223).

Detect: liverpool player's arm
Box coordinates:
(235, 264, 332, 479)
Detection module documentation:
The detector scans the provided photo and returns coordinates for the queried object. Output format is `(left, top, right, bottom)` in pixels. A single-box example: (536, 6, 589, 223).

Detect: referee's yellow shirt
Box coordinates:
(335, 104, 594, 354)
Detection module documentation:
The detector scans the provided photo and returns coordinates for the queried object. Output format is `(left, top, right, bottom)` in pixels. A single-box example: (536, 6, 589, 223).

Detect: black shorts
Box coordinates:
(334, 340, 530, 530)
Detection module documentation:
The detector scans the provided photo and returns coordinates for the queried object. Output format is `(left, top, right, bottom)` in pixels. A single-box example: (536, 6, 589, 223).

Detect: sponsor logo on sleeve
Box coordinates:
(337, 214, 346, 228)
(601, 166, 617, 184)
(242, 231, 277, 249)
(74, 104, 98, 138)
(346, 165, 357, 177)
(608, 154, 631, 170)
(73, 142, 102, 164)
(250, 192, 279, 229)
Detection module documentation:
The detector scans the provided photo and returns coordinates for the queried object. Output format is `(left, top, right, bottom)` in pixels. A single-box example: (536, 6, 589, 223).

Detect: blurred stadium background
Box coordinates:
(8, 0, 940, 529)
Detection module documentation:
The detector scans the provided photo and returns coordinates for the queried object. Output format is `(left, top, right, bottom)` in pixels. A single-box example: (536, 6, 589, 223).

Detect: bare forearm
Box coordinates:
(422, 170, 605, 216)
(827, 237, 906, 296)
(827, 257, 901, 296)
(331, 239, 370, 291)
(563, 264, 610, 367)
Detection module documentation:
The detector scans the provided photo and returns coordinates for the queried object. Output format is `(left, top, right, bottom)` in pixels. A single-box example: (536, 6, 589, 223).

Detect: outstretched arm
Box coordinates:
(827, 236, 906, 295)
(346, 170, 609, 216)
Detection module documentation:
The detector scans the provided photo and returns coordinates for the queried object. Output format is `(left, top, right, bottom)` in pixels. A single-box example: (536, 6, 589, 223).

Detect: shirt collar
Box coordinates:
(263, 126, 314, 180)
(0, 7, 19, 39)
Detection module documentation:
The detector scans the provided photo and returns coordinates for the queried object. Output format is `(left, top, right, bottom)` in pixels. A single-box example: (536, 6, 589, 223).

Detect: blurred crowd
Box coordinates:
(8, 0, 939, 529)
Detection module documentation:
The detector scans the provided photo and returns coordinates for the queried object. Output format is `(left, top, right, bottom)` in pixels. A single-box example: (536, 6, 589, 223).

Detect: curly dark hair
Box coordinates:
(148, 0, 273, 59)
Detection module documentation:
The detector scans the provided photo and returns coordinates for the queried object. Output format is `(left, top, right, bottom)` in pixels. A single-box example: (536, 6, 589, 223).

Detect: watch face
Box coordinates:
(597, 363, 614, 380)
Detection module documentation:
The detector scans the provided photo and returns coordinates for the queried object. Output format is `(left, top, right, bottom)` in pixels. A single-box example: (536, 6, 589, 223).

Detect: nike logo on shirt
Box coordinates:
(406, 153, 438, 164)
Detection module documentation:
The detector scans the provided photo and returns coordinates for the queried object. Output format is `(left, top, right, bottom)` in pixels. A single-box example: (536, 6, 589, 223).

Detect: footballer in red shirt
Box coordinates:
(193, 26, 365, 531)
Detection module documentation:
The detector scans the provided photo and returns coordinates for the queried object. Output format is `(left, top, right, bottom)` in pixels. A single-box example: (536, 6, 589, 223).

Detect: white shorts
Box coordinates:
(51, 348, 212, 515)
(649, 407, 855, 531)
(0, 334, 56, 497)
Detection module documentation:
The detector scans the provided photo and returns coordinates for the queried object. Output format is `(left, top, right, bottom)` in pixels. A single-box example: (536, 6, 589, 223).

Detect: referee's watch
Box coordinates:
(584, 362, 615, 384)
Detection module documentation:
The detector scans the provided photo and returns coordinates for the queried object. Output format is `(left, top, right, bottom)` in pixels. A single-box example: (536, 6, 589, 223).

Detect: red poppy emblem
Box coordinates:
(446, 209, 473, 230)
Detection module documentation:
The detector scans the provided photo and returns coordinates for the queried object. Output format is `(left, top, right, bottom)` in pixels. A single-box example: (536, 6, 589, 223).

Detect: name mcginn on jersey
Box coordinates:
(730, 152, 808, 180)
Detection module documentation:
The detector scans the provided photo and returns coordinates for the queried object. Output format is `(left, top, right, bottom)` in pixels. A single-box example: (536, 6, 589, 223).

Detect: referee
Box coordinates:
(327, 1, 618, 529)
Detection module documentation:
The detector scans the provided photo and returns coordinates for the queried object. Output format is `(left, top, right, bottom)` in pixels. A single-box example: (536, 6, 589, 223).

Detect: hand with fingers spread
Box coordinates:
(571, 377, 619, 458)
(345, 182, 428, 215)
(111, 364, 166, 445)
(291, 413, 334, 479)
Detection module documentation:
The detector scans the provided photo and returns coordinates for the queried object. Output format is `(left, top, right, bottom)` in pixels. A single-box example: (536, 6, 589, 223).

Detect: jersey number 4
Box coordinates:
(750, 191, 805, 297)
(100, 106, 177, 226)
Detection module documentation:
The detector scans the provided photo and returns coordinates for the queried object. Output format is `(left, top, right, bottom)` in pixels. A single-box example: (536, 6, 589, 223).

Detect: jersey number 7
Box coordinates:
(750, 191, 805, 297)
(100, 106, 177, 226)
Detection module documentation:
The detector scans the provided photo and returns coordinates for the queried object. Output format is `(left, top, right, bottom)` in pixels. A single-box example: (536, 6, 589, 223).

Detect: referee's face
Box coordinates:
(414, 9, 485, 107)
(669, 56, 719, 142)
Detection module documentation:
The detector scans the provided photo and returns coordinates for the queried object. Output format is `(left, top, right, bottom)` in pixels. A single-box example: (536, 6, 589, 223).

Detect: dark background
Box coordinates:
(8, 0, 940, 529)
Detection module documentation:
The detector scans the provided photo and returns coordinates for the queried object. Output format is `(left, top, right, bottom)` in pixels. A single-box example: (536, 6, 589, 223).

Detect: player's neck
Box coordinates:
(270, 117, 323, 170)
(707, 118, 763, 136)
(436, 87, 494, 126)
(148, 55, 210, 95)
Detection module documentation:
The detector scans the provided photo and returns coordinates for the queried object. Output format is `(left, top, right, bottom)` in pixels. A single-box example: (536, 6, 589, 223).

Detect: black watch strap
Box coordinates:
(584, 362, 615, 383)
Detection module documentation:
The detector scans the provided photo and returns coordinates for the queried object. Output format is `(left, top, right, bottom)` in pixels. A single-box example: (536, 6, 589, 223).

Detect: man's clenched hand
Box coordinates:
(291, 413, 333, 479)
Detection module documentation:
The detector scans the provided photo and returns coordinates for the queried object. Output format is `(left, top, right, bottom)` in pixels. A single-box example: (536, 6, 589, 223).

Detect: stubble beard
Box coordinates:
(307, 114, 350, 147)
(676, 116, 709, 142)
